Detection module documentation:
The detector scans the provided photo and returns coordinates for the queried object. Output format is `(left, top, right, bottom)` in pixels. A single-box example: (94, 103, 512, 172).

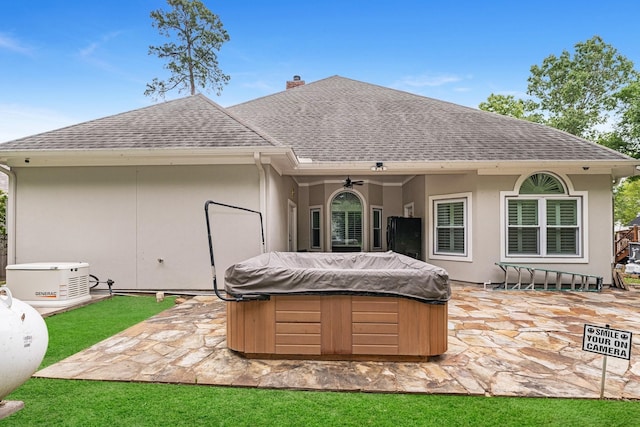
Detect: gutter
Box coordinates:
(0, 165, 16, 265)
(287, 159, 640, 180)
(0, 146, 295, 167)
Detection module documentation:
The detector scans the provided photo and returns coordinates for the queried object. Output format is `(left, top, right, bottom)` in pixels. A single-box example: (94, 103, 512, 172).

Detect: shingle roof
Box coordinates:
(1, 76, 633, 166)
(229, 75, 631, 162)
(0, 94, 280, 151)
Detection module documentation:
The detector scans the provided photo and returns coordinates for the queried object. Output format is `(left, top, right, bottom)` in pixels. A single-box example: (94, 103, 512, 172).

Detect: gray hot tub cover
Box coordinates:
(224, 251, 450, 303)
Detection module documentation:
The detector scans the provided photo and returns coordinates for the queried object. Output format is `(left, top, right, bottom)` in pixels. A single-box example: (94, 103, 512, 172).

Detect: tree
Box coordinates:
(527, 36, 637, 139)
(478, 93, 542, 122)
(479, 36, 638, 140)
(600, 81, 640, 157)
(614, 177, 640, 226)
(145, 0, 230, 99)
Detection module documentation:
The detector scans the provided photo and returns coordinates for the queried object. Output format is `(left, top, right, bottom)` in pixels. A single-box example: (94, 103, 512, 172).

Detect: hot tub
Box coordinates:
(224, 251, 450, 360)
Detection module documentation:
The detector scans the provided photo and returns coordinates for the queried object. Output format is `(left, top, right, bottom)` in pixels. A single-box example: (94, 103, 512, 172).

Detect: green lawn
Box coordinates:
(624, 274, 640, 285)
(5, 295, 640, 426)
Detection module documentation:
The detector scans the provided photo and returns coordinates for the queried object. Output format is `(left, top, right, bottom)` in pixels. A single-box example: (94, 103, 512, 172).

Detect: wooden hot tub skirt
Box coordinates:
(226, 294, 448, 361)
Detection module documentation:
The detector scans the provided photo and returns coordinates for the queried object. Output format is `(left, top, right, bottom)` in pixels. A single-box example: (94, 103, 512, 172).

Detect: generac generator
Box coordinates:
(5, 262, 91, 308)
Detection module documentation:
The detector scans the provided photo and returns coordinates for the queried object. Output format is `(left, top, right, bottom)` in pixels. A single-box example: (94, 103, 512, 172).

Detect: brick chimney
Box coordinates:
(286, 75, 305, 90)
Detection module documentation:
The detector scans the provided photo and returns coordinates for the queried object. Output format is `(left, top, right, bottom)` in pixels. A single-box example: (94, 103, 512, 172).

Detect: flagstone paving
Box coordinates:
(36, 284, 640, 399)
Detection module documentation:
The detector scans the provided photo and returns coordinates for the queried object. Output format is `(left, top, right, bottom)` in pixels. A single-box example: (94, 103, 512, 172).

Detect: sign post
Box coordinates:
(582, 324, 633, 398)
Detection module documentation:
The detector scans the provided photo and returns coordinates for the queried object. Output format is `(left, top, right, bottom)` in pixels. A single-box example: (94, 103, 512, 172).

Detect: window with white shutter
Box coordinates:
(435, 200, 466, 254)
(505, 173, 581, 258)
(429, 193, 472, 261)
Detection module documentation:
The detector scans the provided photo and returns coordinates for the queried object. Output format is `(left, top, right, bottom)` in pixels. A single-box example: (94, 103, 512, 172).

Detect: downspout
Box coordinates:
(0, 165, 16, 265)
(254, 152, 267, 252)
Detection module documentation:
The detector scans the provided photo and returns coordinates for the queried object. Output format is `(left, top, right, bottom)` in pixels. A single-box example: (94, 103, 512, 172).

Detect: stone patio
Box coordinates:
(35, 284, 640, 399)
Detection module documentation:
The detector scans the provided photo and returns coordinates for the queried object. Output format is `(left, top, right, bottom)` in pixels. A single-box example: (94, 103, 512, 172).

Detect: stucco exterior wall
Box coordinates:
(401, 176, 426, 259)
(402, 176, 426, 219)
(13, 165, 263, 290)
(423, 172, 615, 285)
(297, 185, 311, 251)
(368, 182, 383, 206)
(382, 184, 403, 249)
(570, 173, 615, 281)
(265, 166, 297, 252)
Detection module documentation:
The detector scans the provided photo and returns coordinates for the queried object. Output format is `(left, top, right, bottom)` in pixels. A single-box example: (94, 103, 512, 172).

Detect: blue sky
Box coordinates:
(1, 0, 639, 142)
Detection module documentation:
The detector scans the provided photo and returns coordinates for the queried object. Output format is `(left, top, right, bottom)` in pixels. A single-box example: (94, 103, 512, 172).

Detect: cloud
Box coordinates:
(79, 42, 100, 58)
(77, 30, 124, 60)
(242, 80, 276, 92)
(75, 30, 128, 76)
(78, 30, 123, 57)
(393, 73, 463, 89)
(0, 104, 77, 142)
(0, 33, 32, 55)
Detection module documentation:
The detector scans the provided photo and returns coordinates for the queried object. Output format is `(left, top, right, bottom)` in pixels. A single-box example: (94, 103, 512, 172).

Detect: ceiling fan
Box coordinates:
(343, 176, 364, 188)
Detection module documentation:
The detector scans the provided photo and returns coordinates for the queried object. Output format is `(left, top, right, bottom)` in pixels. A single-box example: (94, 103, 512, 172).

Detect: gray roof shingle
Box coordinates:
(228, 75, 630, 162)
(0, 94, 280, 151)
(0, 76, 632, 166)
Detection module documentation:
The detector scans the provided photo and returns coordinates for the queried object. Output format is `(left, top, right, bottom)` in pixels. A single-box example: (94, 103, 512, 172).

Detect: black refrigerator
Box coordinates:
(386, 216, 422, 259)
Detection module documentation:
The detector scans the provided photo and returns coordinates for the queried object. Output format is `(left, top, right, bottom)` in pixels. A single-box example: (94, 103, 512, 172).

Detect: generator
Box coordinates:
(5, 262, 91, 308)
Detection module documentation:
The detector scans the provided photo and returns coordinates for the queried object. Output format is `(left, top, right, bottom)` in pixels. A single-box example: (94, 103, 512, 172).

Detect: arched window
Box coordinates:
(506, 172, 581, 257)
(331, 191, 363, 252)
(518, 173, 566, 194)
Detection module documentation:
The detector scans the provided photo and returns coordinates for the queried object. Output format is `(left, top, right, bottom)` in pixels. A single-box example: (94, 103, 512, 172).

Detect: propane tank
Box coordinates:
(0, 286, 49, 400)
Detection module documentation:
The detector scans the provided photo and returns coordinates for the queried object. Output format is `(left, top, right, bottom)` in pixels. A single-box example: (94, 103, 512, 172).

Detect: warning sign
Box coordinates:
(583, 324, 632, 360)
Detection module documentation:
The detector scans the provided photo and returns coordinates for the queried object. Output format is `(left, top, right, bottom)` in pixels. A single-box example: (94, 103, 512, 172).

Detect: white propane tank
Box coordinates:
(0, 286, 49, 400)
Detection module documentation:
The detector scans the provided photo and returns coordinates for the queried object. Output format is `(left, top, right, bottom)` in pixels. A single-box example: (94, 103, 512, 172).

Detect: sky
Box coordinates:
(1, 0, 639, 142)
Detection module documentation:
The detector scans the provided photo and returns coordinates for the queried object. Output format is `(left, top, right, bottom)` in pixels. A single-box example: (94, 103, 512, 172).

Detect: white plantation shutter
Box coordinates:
(435, 200, 465, 254)
(546, 199, 578, 254)
(519, 173, 565, 195)
(331, 211, 346, 243)
(505, 172, 581, 258)
(372, 208, 382, 249)
(347, 211, 362, 243)
(331, 192, 363, 247)
(310, 208, 321, 249)
(508, 199, 539, 255)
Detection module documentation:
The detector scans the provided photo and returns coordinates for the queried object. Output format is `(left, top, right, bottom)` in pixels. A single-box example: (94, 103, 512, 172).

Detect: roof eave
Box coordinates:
(0, 146, 299, 169)
(285, 159, 640, 179)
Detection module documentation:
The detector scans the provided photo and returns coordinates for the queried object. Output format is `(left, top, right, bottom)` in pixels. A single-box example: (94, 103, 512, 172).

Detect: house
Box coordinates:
(0, 75, 637, 291)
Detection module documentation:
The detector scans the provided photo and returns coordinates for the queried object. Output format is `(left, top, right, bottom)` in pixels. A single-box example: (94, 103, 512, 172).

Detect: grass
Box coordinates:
(37, 295, 176, 367)
(5, 295, 640, 426)
(623, 274, 640, 285)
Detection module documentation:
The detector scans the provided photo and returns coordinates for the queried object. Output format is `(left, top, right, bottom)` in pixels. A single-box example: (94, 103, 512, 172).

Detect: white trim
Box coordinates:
(0, 166, 16, 264)
(371, 205, 384, 251)
(288, 160, 638, 181)
(309, 205, 323, 251)
(254, 153, 268, 251)
(499, 171, 589, 263)
(404, 202, 415, 217)
(326, 188, 368, 251)
(287, 200, 297, 252)
(428, 192, 473, 262)
(296, 178, 405, 188)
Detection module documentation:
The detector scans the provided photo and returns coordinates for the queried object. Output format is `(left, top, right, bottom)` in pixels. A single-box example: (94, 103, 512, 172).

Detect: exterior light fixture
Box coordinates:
(371, 162, 387, 171)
